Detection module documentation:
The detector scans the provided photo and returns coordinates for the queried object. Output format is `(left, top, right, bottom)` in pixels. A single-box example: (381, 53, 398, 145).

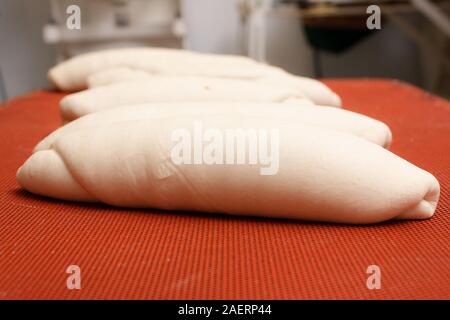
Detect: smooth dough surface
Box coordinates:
(38, 102, 392, 152)
(48, 47, 342, 106)
(87, 67, 158, 87)
(18, 114, 439, 224)
(59, 77, 314, 121)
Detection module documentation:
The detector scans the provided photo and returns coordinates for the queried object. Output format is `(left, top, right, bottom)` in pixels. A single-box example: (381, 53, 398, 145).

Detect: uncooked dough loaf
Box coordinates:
(59, 77, 314, 122)
(48, 47, 342, 106)
(87, 67, 158, 87)
(37, 102, 392, 152)
(18, 114, 439, 224)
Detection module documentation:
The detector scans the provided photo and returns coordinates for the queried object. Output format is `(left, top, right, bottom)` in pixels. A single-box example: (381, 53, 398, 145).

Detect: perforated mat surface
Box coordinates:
(0, 79, 448, 299)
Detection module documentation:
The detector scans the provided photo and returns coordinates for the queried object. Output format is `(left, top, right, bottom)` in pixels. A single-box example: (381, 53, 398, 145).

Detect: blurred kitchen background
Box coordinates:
(0, 0, 449, 101)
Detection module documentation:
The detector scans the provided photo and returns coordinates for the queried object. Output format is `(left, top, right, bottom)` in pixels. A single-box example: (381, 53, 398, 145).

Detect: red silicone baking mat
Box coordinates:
(0, 79, 448, 299)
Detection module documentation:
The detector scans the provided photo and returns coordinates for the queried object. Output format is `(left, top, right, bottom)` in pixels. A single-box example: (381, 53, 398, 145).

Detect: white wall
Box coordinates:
(182, 0, 423, 85)
(182, 0, 243, 55)
(0, 0, 55, 100)
(0, 0, 438, 100)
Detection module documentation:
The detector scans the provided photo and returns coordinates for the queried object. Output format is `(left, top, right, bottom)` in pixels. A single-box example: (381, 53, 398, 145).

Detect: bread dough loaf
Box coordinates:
(48, 47, 342, 106)
(87, 67, 155, 87)
(59, 77, 315, 122)
(18, 113, 438, 224)
(37, 102, 392, 152)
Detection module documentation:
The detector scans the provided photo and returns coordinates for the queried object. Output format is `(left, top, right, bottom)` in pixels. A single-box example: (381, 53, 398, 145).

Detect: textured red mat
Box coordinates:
(0, 79, 448, 300)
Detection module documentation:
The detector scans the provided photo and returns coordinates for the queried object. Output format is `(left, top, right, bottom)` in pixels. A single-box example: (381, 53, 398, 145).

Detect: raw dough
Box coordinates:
(18, 114, 439, 224)
(37, 102, 392, 151)
(87, 67, 158, 87)
(59, 77, 314, 122)
(48, 47, 342, 106)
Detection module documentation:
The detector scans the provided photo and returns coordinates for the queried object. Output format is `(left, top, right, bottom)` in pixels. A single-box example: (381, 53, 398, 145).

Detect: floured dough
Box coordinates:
(59, 77, 315, 122)
(37, 102, 392, 151)
(48, 47, 342, 106)
(18, 113, 439, 224)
